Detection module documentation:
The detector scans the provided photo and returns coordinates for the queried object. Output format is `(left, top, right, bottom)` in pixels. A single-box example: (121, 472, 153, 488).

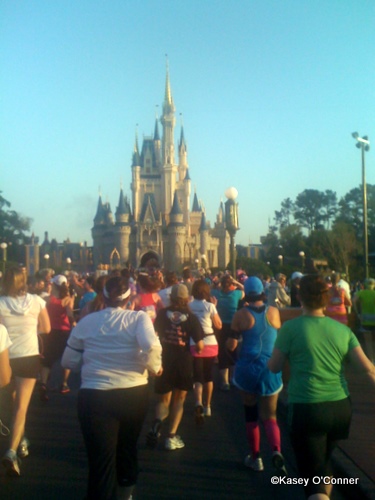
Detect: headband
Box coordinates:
(103, 286, 131, 301)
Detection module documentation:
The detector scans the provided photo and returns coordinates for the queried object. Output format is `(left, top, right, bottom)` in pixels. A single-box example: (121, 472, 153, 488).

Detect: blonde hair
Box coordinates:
(3, 267, 27, 297)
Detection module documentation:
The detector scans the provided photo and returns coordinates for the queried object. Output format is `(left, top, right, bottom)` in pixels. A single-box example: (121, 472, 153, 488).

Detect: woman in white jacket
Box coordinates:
(62, 275, 162, 500)
(0, 267, 50, 476)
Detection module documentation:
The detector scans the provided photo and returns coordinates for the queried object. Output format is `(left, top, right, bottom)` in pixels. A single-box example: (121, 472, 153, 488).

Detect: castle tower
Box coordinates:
(114, 188, 132, 265)
(92, 195, 107, 266)
(199, 211, 209, 267)
(131, 133, 141, 221)
(160, 63, 177, 217)
(167, 191, 186, 271)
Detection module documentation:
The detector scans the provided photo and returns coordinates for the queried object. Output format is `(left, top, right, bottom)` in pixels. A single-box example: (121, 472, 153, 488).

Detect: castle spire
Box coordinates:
(164, 55, 173, 106)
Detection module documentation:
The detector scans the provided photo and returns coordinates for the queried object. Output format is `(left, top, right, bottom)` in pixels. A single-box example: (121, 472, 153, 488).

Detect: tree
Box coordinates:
(294, 189, 327, 233)
(321, 189, 338, 229)
(274, 197, 294, 229)
(325, 221, 360, 279)
(336, 184, 375, 252)
(0, 192, 32, 262)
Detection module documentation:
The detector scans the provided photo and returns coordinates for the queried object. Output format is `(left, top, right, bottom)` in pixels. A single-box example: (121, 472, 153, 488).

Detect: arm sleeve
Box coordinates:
(348, 330, 360, 350)
(135, 312, 162, 374)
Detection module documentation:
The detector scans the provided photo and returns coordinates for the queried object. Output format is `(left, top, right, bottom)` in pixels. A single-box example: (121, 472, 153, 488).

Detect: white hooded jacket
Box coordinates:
(0, 293, 46, 359)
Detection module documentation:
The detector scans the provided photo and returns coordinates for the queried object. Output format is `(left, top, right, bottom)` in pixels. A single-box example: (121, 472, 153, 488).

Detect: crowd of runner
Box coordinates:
(1, 255, 375, 500)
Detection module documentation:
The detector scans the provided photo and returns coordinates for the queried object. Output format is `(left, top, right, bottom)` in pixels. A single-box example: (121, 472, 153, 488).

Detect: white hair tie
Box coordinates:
(103, 286, 131, 301)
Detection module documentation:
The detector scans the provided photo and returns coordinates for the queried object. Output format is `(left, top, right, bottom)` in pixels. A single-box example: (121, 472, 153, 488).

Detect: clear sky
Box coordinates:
(1, 0, 374, 247)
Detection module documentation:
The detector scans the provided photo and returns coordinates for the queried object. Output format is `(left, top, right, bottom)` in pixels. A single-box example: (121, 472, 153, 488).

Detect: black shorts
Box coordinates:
(41, 329, 71, 368)
(289, 397, 352, 495)
(10, 355, 41, 379)
(154, 351, 193, 393)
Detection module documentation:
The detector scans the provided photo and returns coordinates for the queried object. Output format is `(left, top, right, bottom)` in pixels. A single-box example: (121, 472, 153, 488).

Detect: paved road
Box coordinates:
(0, 363, 373, 499)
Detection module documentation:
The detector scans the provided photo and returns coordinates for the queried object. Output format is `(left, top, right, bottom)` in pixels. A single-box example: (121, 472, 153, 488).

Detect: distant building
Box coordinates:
(92, 67, 230, 271)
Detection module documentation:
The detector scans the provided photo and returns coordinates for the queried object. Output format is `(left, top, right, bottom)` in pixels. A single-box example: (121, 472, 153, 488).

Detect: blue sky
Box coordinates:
(1, 0, 374, 247)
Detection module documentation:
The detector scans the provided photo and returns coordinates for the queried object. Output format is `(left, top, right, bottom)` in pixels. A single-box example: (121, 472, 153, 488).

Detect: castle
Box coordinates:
(91, 67, 230, 272)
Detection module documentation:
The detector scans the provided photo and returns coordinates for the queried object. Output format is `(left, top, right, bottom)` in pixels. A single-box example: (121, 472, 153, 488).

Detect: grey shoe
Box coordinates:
(244, 454, 264, 472)
(2, 450, 21, 476)
(165, 435, 185, 450)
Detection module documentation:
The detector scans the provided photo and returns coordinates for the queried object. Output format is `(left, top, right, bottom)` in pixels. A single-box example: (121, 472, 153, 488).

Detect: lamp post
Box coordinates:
(0, 243, 8, 275)
(44, 253, 50, 269)
(224, 187, 239, 278)
(299, 250, 305, 270)
(66, 257, 72, 271)
(277, 254, 283, 268)
(352, 132, 370, 279)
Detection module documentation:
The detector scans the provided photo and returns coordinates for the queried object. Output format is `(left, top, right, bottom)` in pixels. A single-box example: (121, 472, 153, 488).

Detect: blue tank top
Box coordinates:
(238, 305, 277, 362)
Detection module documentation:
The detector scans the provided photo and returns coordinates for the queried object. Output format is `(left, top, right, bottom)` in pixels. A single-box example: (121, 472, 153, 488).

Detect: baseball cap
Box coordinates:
(244, 277, 264, 296)
(291, 271, 303, 280)
(170, 283, 189, 301)
(52, 275, 67, 286)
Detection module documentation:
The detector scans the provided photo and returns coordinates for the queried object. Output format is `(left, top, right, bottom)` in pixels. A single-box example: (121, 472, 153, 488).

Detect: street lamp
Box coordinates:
(224, 187, 239, 278)
(0, 243, 8, 275)
(44, 253, 50, 269)
(299, 250, 305, 269)
(278, 255, 283, 268)
(66, 257, 72, 271)
(352, 132, 370, 279)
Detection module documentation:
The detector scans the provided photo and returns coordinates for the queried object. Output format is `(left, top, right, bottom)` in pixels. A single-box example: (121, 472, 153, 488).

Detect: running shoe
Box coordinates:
(39, 384, 49, 402)
(194, 404, 204, 425)
(60, 384, 70, 394)
(272, 451, 288, 477)
(203, 406, 212, 417)
(2, 450, 21, 476)
(165, 435, 185, 450)
(244, 454, 264, 472)
(220, 383, 230, 391)
(146, 420, 161, 448)
(17, 438, 30, 458)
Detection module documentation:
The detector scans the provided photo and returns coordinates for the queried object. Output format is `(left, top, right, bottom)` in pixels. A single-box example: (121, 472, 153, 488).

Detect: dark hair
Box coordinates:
(299, 274, 329, 309)
(245, 292, 267, 303)
(170, 297, 190, 310)
(3, 267, 26, 297)
(138, 273, 161, 292)
(86, 276, 96, 288)
(104, 276, 129, 304)
(221, 275, 233, 291)
(192, 279, 211, 301)
(54, 281, 70, 299)
(331, 273, 339, 286)
(164, 271, 178, 287)
(182, 268, 192, 280)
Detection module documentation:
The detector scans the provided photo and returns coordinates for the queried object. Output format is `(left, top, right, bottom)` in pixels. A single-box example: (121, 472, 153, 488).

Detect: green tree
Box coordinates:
(294, 189, 326, 233)
(274, 197, 294, 229)
(0, 192, 32, 263)
(336, 184, 375, 252)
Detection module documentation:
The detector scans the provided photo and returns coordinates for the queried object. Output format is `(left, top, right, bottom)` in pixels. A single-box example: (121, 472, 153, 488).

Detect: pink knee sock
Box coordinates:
(245, 422, 260, 456)
(263, 418, 281, 452)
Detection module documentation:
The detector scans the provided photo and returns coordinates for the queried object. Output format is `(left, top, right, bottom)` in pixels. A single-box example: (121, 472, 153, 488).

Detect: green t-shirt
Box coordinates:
(276, 315, 360, 403)
(355, 289, 375, 326)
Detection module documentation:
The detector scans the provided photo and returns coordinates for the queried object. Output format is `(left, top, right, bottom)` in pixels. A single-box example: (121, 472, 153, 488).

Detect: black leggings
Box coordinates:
(78, 385, 149, 500)
(289, 397, 352, 496)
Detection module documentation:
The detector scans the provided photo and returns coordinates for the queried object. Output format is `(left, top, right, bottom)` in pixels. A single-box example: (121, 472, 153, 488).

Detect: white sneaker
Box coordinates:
(165, 435, 185, 450)
(244, 454, 264, 472)
(203, 406, 211, 417)
(17, 437, 30, 458)
(2, 449, 21, 476)
(272, 451, 288, 477)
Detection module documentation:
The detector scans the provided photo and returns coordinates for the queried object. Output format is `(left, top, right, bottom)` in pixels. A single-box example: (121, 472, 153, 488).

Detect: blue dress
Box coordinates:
(233, 305, 282, 395)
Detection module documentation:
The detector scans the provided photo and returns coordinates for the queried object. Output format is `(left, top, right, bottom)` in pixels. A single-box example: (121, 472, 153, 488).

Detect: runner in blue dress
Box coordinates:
(227, 276, 286, 475)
